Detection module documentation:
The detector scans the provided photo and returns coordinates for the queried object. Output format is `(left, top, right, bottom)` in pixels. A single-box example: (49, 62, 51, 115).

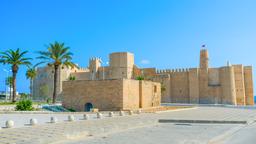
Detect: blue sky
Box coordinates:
(0, 0, 256, 93)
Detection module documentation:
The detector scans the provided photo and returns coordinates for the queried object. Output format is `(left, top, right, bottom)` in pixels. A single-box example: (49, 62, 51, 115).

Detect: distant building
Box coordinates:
(32, 65, 87, 100)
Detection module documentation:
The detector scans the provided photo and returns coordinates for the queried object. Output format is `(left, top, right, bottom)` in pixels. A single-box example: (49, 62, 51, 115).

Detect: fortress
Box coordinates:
(32, 46, 254, 111)
(152, 47, 254, 105)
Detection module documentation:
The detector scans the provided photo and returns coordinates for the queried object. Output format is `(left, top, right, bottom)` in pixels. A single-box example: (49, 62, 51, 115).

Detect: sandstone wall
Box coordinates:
(170, 71, 189, 103)
(62, 80, 124, 111)
(233, 65, 246, 105)
(139, 81, 161, 108)
(71, 72, 91, 80)
(122, 80, 140, 110)
(219, 66, 237, 105)
(62, 79, 161, 111)
(207, 68, 221, 104)
(152, 74, 170, 103)
(199, 69, 209, 104)
(244, 66, 254, 105)
(188, 68, 199, 103)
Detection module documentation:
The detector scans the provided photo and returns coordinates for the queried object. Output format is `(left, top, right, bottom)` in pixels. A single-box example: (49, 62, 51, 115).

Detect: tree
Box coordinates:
(6, 76, 13, 100)
(37, 41, 77, 104)
(68, 75, 76, 81)
(26, 63, 43, 99)
(0, 49, 32, 102)
(136, 76, 144, 80)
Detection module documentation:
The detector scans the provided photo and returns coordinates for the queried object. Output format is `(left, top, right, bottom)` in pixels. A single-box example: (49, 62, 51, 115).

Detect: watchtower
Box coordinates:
(200, 46, 209, 69)
(89, 57, 101, 80)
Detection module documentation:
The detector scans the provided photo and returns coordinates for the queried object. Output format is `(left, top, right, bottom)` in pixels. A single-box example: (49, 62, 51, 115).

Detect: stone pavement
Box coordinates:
(0, 106, 256, 144)
(156, 106, 256, 122)
(0, 112, 158, 144)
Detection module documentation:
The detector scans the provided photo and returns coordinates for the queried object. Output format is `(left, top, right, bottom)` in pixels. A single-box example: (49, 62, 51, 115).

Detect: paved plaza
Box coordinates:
(0, 106, 256, 144)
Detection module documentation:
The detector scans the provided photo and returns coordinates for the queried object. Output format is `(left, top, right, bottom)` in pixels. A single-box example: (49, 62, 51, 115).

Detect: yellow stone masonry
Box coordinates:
(33, 46, 254, 109)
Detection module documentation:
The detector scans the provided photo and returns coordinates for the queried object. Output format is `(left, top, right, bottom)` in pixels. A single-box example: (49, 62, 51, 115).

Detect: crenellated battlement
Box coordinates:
(79, 67, 89, 71)
(156, 68, 190, 74)
(89, 57, 102, 62)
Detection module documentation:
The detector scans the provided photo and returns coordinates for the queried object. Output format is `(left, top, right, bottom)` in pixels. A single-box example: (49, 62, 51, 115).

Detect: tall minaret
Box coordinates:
(200, 45, 209, 69)
(199, 45, 209, 104)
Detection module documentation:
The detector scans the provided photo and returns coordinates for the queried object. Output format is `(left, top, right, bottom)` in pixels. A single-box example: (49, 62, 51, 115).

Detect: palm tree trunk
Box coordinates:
(53, 65, 59, 104)
(12, 71, 17, 102)
(9, 84, 12, 101)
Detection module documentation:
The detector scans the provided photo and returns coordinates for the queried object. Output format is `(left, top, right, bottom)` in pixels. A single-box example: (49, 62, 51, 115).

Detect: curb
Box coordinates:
(158, 119, 248, 124)
(155, 107, 197, 114)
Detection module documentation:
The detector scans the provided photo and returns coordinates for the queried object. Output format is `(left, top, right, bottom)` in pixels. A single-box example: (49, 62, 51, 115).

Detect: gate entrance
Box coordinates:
(84, 103, 93, 112)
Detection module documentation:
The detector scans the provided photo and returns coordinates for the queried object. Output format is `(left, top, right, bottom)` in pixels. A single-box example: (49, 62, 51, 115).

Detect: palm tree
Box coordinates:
(37, 41, 77, 104)
(6, 76, 13, 100)
(0, 49, 32, 102)
(26, 63, 43, 99)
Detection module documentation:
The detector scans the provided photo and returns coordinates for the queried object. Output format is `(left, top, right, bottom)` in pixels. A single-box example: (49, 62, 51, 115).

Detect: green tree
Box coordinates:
(26, 63, 43, 99)
(5, 76, 13, 100)
(0, 49, 32, 102)
(136, 76, 144, 80)
(37, 41, 77, 103)
(69, 75, 76, 81)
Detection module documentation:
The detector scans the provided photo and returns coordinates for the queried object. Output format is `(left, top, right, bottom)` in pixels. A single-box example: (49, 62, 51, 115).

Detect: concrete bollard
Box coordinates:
(6, 120, 14, 128)
(30, 118, 38, 126)
(119, 111, 125, 116)
(97, 112, 103, 119)
(109, 112, 114, 117)
(68, 115, 75, 121)
(128, 110, 133, 115)
(50, 117, 58, 123)
(137, 109, 142, 114)
(83, 114, 89, 120)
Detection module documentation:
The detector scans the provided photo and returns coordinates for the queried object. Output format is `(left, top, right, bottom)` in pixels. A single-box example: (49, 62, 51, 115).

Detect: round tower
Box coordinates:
(200, 45, 209, 69)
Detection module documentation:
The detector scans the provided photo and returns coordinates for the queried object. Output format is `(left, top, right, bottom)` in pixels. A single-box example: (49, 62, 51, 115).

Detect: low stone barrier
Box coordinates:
(83, 114, 89, 120)
(97, 112, 103, 119)
(5, 120, 14, 128)
(158, 119, 248, 124)
(50, 117, 58, 123)
(109, 112, 114, 117)
(30, 118, 38, 126)
(119, 111, 125, 116)
(68, 115, 75, 121)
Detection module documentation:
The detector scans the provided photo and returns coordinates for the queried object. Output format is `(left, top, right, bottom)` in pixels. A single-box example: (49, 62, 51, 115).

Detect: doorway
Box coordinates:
(84, 103, 93, 112)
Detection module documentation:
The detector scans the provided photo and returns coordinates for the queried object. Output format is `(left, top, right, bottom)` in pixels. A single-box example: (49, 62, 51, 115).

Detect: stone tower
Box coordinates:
(109, 52, 134, 79)
(200, 47, 209, 69)
(199, 46, 209, 103)
(89, 57, 101, 80)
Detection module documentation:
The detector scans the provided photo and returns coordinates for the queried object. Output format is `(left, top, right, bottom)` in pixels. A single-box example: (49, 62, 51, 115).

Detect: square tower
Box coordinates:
(109, 52, 134, 79)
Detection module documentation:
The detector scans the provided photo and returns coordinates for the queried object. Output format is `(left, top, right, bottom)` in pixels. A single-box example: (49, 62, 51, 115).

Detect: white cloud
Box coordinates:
(140, 59, 150, 65)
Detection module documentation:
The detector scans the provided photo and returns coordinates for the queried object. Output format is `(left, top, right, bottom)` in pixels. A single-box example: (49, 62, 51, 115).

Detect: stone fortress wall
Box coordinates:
(33, 45, 254, 108)
(62, 52, 161, 111)
(149, 46, 254, 105)
(62, 79, 161, 111)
